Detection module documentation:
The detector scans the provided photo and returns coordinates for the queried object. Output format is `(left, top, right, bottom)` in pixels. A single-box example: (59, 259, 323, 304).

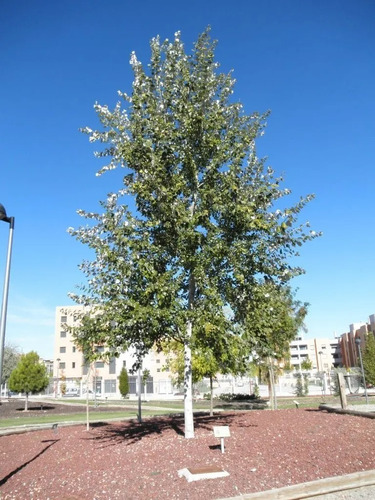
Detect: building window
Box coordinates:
(104, 379, 116, 393)
(95, 361, 104, 368)
(156, 359, 160, 363)
(109, 357, 116, 374)
(82, 357, 89, 375)
(59, 347, 66, 353)
(123, 360, 126, 367)
(72, 362, 76, 369)
(72, 346, 76, 353)
(59, 362, 66, 369)
(157, 368, 161, 372)
(60, 331, 66, 338)
(61, 316, 67, 323)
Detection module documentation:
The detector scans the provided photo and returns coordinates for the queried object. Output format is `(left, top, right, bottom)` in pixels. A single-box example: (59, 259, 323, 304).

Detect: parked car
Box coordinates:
(64, 389, 80, 397)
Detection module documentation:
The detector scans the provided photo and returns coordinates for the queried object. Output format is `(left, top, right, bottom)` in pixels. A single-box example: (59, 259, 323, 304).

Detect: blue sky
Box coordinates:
(1, 0, 374, 359)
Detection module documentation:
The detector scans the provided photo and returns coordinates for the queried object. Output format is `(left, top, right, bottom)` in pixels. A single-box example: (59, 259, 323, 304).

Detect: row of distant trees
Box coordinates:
(3, 335, 375, 411)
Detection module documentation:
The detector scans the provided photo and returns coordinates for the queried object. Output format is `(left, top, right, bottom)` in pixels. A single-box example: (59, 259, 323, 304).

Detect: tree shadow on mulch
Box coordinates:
(0, 439, 60, 486)
(15, 405, 55, 412)
(83, 412, 239, 448)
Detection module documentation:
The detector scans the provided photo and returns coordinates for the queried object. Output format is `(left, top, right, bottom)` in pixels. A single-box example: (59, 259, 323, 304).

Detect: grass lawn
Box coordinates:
(2, 394, 369, 429)
(0, 409, 171, 428)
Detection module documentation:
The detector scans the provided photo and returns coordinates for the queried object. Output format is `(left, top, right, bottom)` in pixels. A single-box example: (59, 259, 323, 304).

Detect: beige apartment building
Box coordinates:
(289, 336, 342, 372)
(54, 305, 176, 398)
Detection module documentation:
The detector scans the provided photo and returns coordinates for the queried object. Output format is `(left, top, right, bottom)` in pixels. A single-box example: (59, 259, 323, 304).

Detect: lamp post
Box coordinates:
(355, 338, 368, 404)
(0, 203, 15, 397)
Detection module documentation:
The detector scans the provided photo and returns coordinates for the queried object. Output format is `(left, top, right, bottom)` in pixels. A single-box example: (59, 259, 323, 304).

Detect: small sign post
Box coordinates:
(213, 426, 230, 453)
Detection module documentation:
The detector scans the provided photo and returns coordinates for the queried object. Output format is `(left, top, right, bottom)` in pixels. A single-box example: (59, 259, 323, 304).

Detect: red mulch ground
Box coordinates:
(1, 405, 375, 500)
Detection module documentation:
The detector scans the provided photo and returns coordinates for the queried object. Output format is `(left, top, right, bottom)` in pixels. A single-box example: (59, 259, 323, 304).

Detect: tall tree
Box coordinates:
(69, 29, 318, 438)
(362, 333, 375, 386)
(8, 351, 49, 410)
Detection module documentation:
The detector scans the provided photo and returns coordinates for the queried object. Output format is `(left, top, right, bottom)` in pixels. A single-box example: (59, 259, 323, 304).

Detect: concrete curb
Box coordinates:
(319, 404, 375, 419)
(219, 469, 375, 500)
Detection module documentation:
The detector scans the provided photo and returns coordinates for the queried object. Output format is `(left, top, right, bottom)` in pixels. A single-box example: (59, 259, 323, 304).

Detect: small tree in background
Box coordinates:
(60, 373, 67, 396)
(301, 356, 313, 371)
(142, 368, 151, 400)
(118, 367, 129, 398)
(303, 373, 310, 395)
(363, 333, 375, 386)
(294, 373, 304, 397)
(8, 351, 49, 410)
(2, 344, 21, 385)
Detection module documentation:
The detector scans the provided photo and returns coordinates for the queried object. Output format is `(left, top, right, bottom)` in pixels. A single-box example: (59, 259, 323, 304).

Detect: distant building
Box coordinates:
(339, 316, 375, 369)
(289, 335, 342, 372)
(54, 305, 176, 398)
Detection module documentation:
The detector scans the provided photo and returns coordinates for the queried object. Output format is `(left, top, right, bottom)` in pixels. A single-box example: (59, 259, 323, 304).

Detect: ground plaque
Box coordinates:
(178, 466, 229, 482)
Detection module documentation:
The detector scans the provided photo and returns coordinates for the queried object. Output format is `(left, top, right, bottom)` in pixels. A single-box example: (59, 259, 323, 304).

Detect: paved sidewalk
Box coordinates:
(219, 470, 375, 500)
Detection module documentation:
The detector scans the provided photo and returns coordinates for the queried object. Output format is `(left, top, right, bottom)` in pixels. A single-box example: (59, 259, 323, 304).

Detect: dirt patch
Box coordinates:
(1, 407, 375, 499)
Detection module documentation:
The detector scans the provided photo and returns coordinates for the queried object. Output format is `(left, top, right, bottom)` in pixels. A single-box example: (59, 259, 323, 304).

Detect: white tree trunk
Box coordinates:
(209, 375, 213, 417)
(184, 320, 194, 439)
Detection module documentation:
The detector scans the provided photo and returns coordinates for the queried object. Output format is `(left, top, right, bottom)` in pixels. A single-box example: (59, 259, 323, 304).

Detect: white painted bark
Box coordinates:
(184, 269, 196, 439)
(209, 375, 213, 417)
(183, 191, 198, 439)
(184, 328, 194, 439)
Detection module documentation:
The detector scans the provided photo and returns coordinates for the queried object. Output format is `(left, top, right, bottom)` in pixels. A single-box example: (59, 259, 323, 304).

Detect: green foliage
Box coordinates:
(163, 332, 246, 386)
(68, 28, 318, 436)
(283, 360, 293, 372)
(60, 374, 66, 396)
(8, 351, 49, 395)
(118, 368, 129, 398)
(301, 356, 313, 371)
(362, 333, 375, 386)
(244, 284, 309, 360)
(294, 372, 310, 397)
(142, 368, 151, 386)
(253, 384, 260, 398)
(303, 373, 309, 395)
(2, 344, 21, 385)
(294, 373, 304, 397)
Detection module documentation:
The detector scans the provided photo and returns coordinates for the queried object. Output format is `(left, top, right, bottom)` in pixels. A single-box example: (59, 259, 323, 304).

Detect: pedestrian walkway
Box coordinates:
(219, 469, 375, 499)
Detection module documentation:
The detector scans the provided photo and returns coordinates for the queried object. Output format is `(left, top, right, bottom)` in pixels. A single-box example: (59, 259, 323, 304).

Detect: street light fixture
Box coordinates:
(0, 203, 15, 396)
(355, 338, 368, 404)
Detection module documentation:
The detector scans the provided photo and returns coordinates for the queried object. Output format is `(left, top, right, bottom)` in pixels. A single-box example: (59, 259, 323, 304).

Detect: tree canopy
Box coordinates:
(1, 343, 21, 385)
(362, 333, 375, 386)
(8, 351, 49, 410)
(69, 28, 318, 438)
